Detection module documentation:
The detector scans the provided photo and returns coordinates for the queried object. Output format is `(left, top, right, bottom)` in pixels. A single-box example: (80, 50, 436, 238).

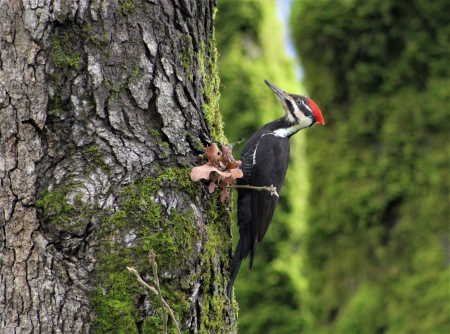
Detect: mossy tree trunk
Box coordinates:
(0, 0, 235, 332)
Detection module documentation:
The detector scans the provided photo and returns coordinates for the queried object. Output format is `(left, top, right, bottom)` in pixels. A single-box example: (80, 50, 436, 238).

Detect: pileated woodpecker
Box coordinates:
(226, 80, 325, 299)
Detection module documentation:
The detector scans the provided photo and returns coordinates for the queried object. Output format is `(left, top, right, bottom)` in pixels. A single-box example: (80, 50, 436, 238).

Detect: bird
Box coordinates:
(226, 80, 325, 299)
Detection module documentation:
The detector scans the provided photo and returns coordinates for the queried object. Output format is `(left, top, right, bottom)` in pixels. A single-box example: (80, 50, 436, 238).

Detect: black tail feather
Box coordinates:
(227, 190, 253, 299)
(226, 238, 244, 299)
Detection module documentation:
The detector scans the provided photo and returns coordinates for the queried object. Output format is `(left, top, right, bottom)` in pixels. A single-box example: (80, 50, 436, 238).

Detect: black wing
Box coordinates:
(249, 134, 290, 266)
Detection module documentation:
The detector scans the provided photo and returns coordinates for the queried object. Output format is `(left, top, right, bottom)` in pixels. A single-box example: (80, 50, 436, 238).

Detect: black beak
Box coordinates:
(264, 80, 290, 102)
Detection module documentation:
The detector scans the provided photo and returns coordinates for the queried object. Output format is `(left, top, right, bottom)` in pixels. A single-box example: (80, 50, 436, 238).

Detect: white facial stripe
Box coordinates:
(293, 106, 306, 120)
(279, 94, 310, 124)
(303, 102, 312, 113)
(286, 104, 296, 123)
(287, 95, 308, 123)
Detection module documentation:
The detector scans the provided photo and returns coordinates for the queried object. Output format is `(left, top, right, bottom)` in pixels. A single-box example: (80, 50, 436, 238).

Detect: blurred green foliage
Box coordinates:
(290, 0, 450, 333)
(216, 0, 309, 332)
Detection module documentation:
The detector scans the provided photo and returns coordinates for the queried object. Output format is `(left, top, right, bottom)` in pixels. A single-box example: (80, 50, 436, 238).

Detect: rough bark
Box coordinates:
(0, 0, 235, 332)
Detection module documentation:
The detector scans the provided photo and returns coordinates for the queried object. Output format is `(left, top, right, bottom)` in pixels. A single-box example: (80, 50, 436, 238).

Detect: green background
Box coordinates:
(216, 0, 450, 333)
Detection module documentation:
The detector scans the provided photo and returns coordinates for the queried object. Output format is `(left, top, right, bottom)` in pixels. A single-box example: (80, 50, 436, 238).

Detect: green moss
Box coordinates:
(103, 30, 109, 43)
(108, 169, 200, 265)
(102, 80, 118, 98)
(119, 0, 137, 16)
(93, 282, 139, 334)
(102, 61, 141, 98)
(83, 145, 112, 175)
(80, 24, 108, 48)
(51, 32, 82, 71)
(131, 62, 139, 79)
(200, 293, 229, 333)
(149, 128, 172, 159)
(81, 92, 96, 112)
(94, 163, 234, 332)
(93, 166, 202, 332)
(36, 182, 99, 235)
(186, 132, 206, 153)
(36, 188, 75, 227)
(180, 34, 193, 80)
(198, 27, 226, 143)
(197, 191, 233, 332)
(47, 91, 64, 115)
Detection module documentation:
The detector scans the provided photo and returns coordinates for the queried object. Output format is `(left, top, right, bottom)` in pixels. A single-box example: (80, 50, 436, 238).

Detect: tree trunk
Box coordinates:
(0, 0, 236, 332)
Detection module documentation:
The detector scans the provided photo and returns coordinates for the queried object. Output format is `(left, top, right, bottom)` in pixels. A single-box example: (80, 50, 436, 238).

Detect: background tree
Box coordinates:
(291, 0, 450, 332)
(0, 0, 236, 332)
(216, 1, 307, 332)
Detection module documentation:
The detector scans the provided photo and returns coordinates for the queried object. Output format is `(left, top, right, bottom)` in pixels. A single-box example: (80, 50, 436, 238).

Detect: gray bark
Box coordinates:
(0, 0, 236, 332)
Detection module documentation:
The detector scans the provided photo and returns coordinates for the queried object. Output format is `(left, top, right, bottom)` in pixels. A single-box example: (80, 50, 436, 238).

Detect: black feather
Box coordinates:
(226, 81, 320, 299)
(227, 120, 291, 298)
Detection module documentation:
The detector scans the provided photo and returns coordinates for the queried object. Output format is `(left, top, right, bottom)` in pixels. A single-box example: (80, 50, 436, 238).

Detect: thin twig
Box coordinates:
(149, 251, 167, 334)
(126, 265, 181, 334)
(228, 184, 279, 197)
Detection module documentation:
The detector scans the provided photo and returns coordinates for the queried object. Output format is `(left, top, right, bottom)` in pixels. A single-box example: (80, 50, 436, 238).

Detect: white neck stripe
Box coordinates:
(272, 117, 313, 137)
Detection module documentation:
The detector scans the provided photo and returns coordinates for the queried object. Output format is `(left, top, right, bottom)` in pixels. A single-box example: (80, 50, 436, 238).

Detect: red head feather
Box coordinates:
(307, 98, 325, 125)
